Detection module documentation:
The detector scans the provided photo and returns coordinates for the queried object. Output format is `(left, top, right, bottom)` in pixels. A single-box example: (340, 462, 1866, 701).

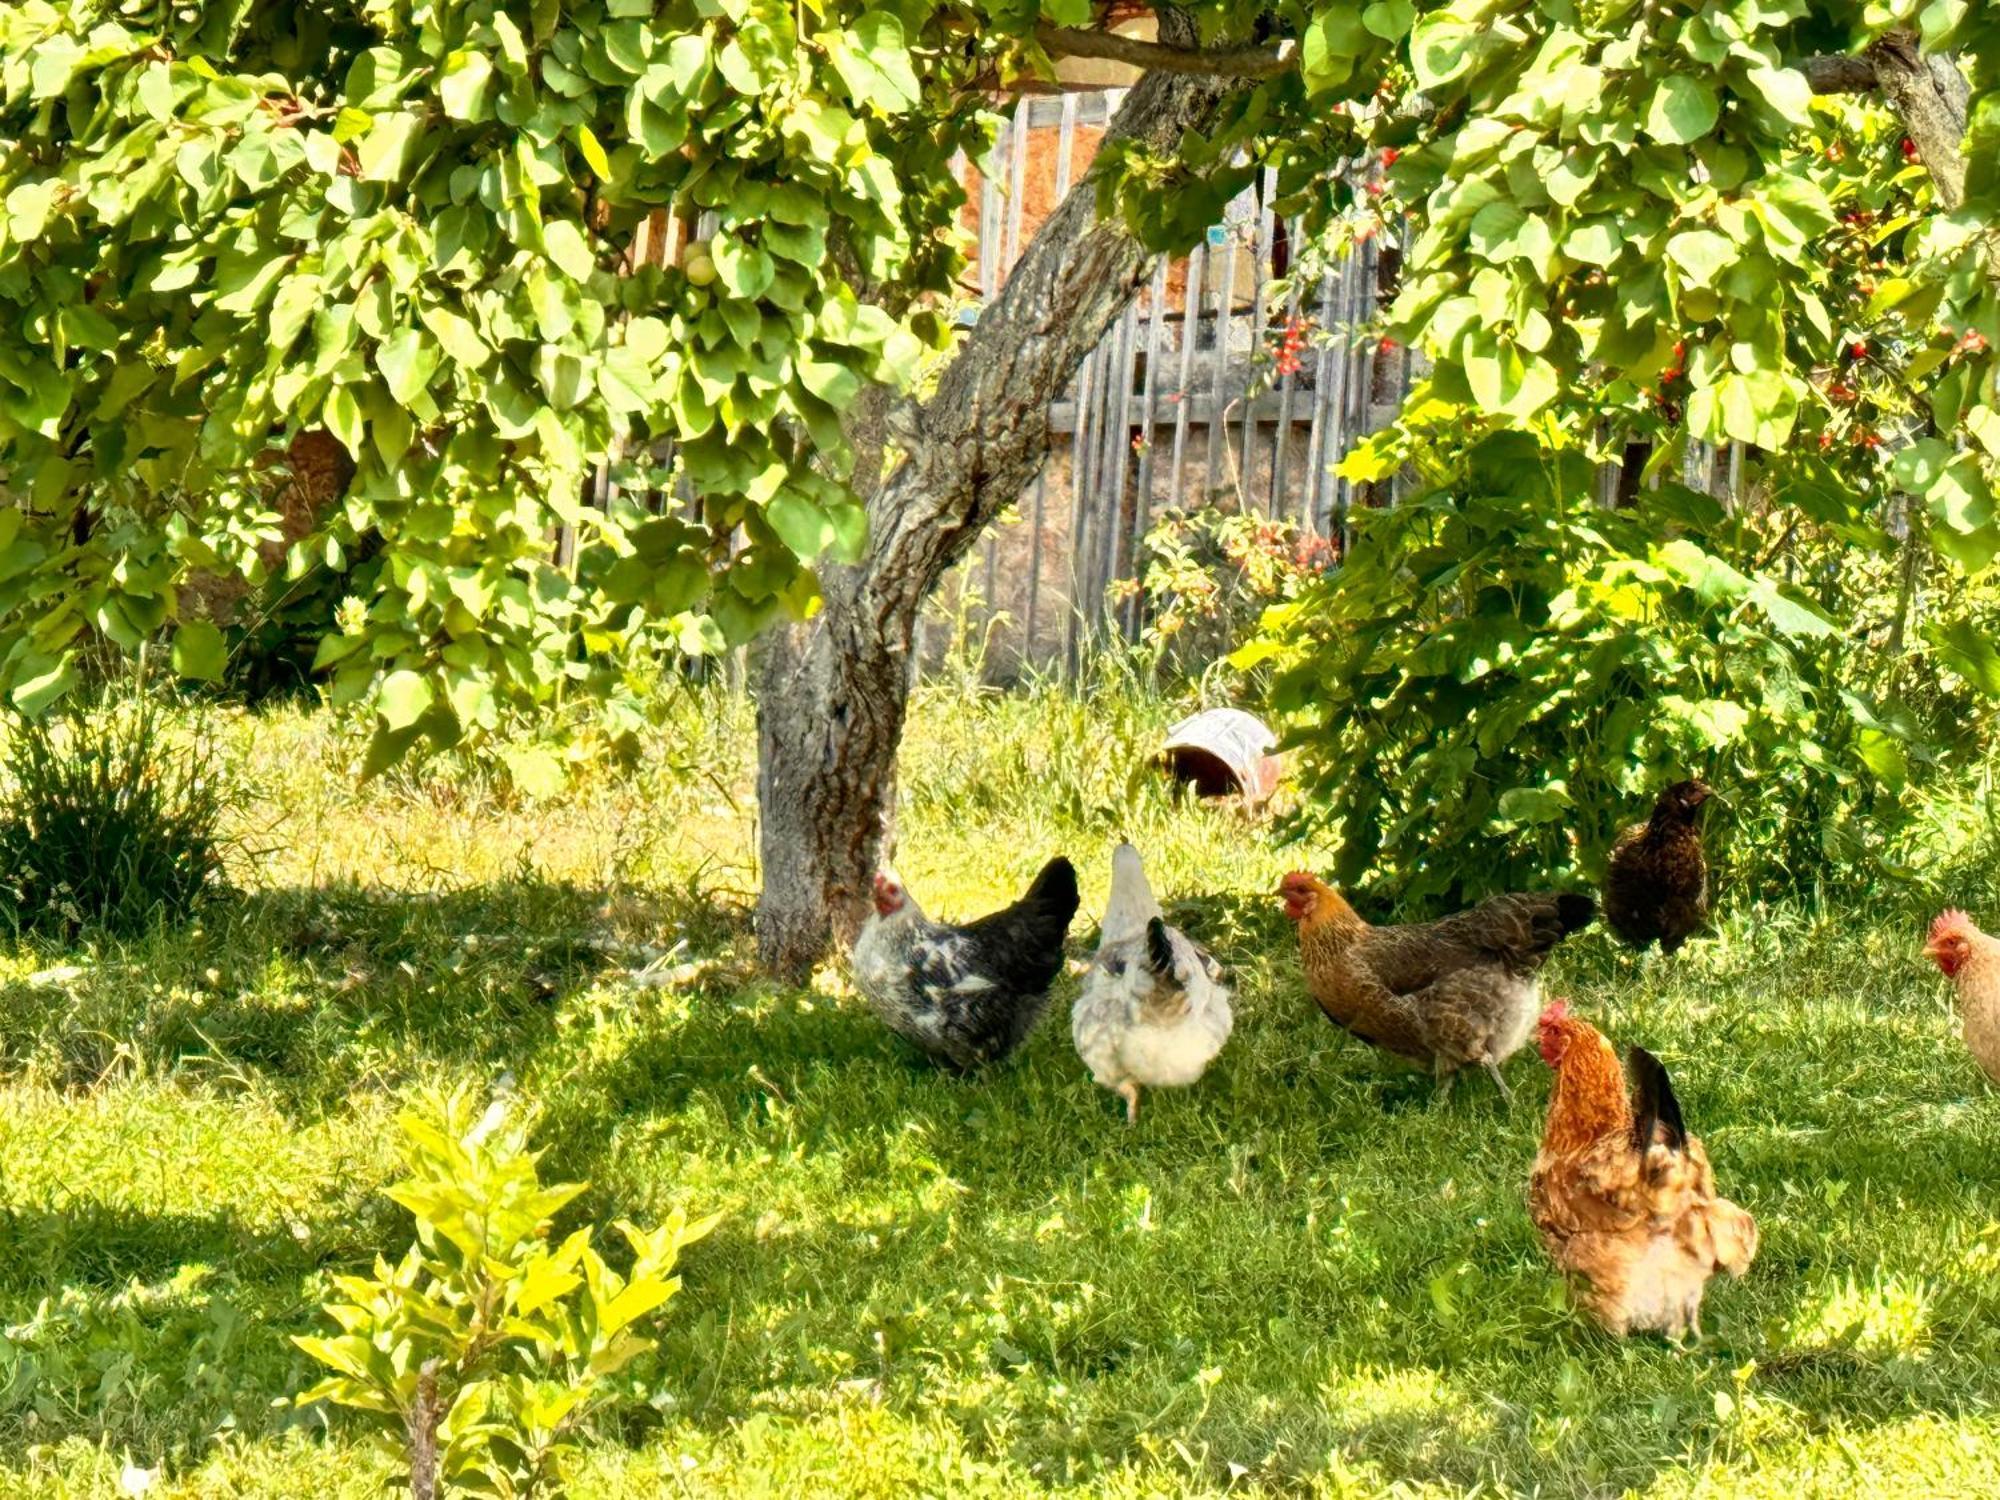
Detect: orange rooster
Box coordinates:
(1925, 909, 2000, 1085)
(1529, 1001, 1758, 1338)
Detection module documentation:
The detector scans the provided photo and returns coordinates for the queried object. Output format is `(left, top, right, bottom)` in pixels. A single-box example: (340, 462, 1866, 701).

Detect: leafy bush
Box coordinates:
(295, 1088, 718, 1500)
(0, 693, 235, 938)
(1118, 505, 1335, 692)
(1252, 430, 2000, 910)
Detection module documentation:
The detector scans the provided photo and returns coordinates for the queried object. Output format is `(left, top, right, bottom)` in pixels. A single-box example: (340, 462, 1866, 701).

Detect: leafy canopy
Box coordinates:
(2, 0, 1999, 787)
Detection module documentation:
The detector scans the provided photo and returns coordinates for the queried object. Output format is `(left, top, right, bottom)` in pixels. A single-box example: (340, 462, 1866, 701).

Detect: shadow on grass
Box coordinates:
(0, 877, 726, 1102)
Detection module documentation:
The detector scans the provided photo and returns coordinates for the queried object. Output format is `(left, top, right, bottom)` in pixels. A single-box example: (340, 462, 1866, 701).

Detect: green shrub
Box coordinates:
(0, 694, 235, 939)
(294, 1087, 718, 1500)
(1252, 430, 2000, 911)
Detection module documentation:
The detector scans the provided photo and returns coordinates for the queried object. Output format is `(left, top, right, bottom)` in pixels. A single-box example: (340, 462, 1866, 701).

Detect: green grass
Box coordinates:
(1, 681, 1999, 1497)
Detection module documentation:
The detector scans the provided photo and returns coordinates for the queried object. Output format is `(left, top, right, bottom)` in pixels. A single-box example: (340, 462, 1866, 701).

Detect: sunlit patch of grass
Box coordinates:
(1791, 1273, 1936, 1359)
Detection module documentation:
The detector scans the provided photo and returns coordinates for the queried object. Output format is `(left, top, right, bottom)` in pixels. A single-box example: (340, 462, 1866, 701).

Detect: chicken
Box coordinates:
(1529, 1001, 1758, 1338)
(850, 857, 1079, 1070)
(1603, 780, 1714, 955)
(1071, 843, 1233, 1123)
(1925, 909, 2000, 1085)
(1279, 872, 1594, 1102)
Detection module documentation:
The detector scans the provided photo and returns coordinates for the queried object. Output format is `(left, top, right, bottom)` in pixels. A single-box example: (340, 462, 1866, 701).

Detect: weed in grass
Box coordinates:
(0, 692, 239, 941)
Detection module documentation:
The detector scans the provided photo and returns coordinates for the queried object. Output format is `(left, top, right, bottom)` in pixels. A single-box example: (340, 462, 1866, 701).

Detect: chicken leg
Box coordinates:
(1117, 1081, 1141, 1124)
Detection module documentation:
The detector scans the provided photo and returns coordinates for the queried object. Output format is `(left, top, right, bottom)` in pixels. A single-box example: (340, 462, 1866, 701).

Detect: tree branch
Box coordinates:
(1037, 24, 1881, 101)
(1034, 21, 1295, 79)
(1866, 32, 1968, 209)
(1803, 54, 1879, 95)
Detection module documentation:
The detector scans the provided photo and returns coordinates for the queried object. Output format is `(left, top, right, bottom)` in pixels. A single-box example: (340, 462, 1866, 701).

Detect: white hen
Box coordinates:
(1071, 843, 1234, 1122)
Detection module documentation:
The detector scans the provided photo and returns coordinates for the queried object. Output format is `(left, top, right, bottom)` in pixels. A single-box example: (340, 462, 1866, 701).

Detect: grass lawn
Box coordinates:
(2, 682, 1999, 1497)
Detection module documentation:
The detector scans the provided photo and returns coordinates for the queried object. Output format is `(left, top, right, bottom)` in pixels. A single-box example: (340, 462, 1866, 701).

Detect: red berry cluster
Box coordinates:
(1654, 339, 1687, 423)
(1271, 316, 1314, 379)
(1292, 533, 1338, 573)
(1954, 328, 1989, 356)
(1381, 147, 1400, 168)
(1901, 137, 1919, 163)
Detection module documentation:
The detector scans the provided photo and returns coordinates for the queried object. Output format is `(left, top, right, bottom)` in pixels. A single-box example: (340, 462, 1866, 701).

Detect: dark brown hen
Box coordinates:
(1603, 780, 1713, 955)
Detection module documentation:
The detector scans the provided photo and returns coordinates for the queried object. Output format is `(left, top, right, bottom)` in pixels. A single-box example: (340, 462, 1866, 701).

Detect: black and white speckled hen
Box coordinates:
(851, 857, 1080, 1070)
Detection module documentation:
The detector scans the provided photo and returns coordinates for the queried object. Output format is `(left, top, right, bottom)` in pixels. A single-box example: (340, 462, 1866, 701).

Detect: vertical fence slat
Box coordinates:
(1004, 97, 1031, 273)
(1098, 301, 1138, 641)
(1203, 213, 1240, 502)
(1065, 345, 1100, 683)
(1241, 169, 1277, 515)
(1166, 238, 1205, 516)
(1268, 221, 1304, 519)
(1301, 269, 1338, 533)
(1025, 94, 1079, 673)
(1127, 256, 1168, 638)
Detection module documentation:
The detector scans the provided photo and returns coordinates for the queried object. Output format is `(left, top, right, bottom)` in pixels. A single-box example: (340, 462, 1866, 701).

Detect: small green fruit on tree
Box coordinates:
(293, 1089, 718, 1499)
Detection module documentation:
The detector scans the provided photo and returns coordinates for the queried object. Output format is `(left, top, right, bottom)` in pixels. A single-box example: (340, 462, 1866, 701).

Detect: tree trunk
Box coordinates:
(1867, 32, 1970, 212)
(753, 26, 1240, 980)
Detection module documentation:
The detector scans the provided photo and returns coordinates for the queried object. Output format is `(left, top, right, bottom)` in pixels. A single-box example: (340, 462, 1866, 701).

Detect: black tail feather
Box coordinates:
(1557, 892, 1597, 935)
(1145, 916, 1176, 977)
(1628, 1046, 1687, 1155)
(1022, 856, 1080, 918)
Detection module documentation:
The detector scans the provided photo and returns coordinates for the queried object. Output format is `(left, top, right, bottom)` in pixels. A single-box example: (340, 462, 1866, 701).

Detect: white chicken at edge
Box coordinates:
(1072, 842, 1234, 1123)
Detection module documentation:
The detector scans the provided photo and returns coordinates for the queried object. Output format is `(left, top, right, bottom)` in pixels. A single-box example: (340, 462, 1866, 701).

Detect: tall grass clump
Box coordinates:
(0, 691, 236, 939)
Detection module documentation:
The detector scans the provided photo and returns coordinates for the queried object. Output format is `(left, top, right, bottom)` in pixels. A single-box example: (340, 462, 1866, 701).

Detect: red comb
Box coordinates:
(1931, 909, 1973, 940)
(1540, 998, 1571, 1024)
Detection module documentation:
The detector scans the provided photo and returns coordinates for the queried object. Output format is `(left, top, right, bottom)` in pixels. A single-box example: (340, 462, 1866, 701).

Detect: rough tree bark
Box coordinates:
(1867, 31, 1971, 211)
(753, 17, 1241, 980)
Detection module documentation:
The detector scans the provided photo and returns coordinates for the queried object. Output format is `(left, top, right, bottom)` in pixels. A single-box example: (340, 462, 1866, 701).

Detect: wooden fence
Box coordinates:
(936, 90, 1415, 680)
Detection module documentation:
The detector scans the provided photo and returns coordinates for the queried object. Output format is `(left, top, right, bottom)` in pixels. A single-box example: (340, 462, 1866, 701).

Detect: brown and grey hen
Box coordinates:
(1281, 872, 1595, 1102)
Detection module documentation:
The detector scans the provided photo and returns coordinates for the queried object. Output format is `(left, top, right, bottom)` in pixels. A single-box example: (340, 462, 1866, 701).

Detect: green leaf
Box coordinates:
(376, 329, 440, 407)
(797, 357, 861, 407)
(1930, 616, 2000, 695)
(828, 14, 922, 114)
(766, 491, 835, 559)
(1642, 75, 1719, 145)
(1303, 9, 1371, 91)
(1665, 229, 1734, 288)
(500, 745, 567, 800)
(1562, 220, 1622, 266)
(171, 620, 228, 683)
(358, 111, 424, 181)
(575, 124, 612, 179)
(10, 653, 77, 717)
(711, 237, 774, 299)
(1362, 0, 1416, 40)
(379, 669, 433, 731)
(1410, 13, 1489, 89)
(1686, 370, 1797, 449)
(439, 50, 494, 120)
(543, 221, 598, 282)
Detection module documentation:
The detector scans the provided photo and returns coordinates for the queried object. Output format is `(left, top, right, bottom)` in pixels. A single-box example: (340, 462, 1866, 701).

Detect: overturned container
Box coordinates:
(1161, 708, 1282, 805)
